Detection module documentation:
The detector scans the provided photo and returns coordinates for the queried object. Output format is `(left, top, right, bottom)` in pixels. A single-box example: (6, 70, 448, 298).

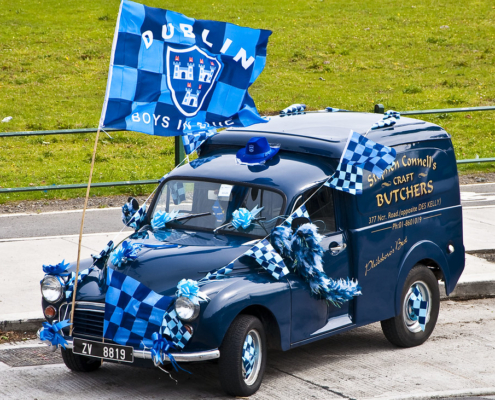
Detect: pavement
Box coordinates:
(0, 183, 494, 331)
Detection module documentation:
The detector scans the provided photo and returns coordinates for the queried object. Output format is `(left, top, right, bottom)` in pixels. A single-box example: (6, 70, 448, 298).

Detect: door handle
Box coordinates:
(329, 242, 346, 255)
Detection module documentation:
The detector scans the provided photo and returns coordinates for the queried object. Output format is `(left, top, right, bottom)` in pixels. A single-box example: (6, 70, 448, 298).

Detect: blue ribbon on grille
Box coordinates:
(244, 239, 290, 280)
(39, 320, 72, 349)
(100, 0, 271, 136)
(326, 130, 396, 195)
(280, 104, 306, 115)
(409, 286, 428, 331)
(42, 260, 70, 276)
(284, 204, 310, 226)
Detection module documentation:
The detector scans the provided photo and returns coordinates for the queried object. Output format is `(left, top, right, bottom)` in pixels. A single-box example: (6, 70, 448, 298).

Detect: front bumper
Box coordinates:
(37, 329, 220, 362)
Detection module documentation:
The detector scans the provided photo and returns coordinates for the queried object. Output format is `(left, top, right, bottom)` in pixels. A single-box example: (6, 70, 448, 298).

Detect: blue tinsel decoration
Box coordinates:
(291, 223, 324, 275)
(270, 225, 294, 259)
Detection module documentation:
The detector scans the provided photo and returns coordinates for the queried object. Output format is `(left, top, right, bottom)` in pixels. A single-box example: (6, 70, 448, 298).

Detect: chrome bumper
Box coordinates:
(37, 330, 220, 362)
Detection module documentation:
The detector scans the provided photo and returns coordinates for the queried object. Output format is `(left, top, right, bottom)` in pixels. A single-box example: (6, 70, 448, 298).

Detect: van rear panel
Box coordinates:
(342, 139, 464, 325)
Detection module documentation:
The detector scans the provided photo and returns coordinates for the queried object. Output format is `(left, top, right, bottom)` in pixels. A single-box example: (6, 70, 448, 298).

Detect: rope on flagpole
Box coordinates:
(69, 127, 101, 336)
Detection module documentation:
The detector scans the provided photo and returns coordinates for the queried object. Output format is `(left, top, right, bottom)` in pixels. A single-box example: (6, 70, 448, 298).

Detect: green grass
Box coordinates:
(1, 0, 495, 203)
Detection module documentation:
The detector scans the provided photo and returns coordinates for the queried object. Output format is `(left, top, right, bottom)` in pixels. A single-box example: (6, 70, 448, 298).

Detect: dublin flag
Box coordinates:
(100, 0, 271, 137)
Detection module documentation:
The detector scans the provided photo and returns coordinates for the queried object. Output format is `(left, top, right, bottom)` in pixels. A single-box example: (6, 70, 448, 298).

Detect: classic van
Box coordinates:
(39, 110, 464, 397)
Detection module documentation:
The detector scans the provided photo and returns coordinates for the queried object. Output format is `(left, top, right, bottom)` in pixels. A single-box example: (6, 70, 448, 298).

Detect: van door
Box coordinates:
(288, 185, 353, 344)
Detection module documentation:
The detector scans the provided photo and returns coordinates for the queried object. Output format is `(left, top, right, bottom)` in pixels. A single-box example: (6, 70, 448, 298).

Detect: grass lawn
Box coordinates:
(1, 0, 494, 203)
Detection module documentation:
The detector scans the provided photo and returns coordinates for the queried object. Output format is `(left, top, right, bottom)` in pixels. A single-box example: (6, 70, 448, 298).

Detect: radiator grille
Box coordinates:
(59, 302, 105, 340)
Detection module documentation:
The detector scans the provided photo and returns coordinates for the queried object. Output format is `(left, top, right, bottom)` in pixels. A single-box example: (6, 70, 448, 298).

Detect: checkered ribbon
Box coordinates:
(371, 118, 397, 130)
(325, 107, 350, 112)
(244, 239, 290, 280)
(170, 181, 186, 205)
(100, 0, 270, 136)
(242, 334, 256, 379)
(326, 130, 396, 195)
(65, 267, 93, 300)
(161, 309, 192, 349)
(284, 204, 310, 226)
(325, 163, 363, 195)
(91, 241, 114, 262)
(189, 155, 220, 169)
(127, 204, 147, 230)
(104, 268, 174, 349)
(182, 128, 218, 155)
(199, 262, 235, 283)
(280, 103, 306, 115)
(384, 110, 400, 120)
(409, 286, 428, 331)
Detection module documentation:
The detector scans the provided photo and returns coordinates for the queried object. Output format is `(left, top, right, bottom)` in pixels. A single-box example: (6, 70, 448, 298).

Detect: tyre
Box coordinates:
(61, 347, 102, 372)
(381, 264, 440, 348)
(218, 314, 267, 397)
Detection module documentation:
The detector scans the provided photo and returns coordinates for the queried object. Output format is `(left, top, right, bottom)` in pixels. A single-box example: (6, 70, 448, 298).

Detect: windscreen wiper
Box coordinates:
(174, 212, 212, 222)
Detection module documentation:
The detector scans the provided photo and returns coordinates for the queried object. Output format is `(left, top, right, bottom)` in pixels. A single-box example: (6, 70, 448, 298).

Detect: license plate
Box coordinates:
(73, 338, 134, 363)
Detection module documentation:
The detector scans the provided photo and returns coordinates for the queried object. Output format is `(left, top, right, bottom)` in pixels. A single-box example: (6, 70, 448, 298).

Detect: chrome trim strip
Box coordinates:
(62, 340, 220, 362)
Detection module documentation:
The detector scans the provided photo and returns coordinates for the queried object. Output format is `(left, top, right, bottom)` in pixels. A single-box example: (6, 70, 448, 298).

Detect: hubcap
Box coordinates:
(403, 281, 431, 333)
(242, 329, 262, 385)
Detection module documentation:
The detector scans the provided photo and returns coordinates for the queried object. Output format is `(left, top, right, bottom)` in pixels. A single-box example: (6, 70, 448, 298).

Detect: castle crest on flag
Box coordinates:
(166, 46, 223, 117)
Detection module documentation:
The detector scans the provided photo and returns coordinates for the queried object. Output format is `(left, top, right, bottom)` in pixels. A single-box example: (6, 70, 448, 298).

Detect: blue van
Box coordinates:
(39, 110, 465, 397)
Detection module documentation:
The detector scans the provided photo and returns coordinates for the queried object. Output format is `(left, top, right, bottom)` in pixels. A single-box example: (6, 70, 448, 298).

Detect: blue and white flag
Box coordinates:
(326, 130, 396, 195)
(244, 239, 290, 280)
(100, 0, 271, 137)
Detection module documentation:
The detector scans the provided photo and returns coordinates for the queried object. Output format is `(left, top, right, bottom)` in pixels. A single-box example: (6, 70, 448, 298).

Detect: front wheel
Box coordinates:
(218, 315, 267, 397)
(61, 348, 102, 372)
(381, 265, 440, 347)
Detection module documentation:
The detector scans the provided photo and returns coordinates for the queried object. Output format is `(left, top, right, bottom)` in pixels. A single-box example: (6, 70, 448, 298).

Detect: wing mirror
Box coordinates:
(122, 197, 139, 225)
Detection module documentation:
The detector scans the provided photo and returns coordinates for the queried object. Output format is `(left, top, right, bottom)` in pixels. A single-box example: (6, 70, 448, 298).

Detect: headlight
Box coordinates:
(174, 297, 200, 321)
(41, 275, 63, 303)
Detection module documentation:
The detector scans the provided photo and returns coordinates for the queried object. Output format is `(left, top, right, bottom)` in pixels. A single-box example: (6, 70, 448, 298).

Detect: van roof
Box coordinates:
(205, 112, 450, 159)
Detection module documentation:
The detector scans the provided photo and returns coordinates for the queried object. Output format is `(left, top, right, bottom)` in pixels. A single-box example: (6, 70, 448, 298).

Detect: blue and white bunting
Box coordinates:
(182, 128, 218, 155)
(280, 104, 306, 115)
(92, 240, 115, 262)
(284, 204, 310, 226)
(100, 0, 271, 136)
(65, 267, 93, 300)
(199, 262, 235, 283)
(244, 239, 290, 280)
(161, 309, 192, 350)
(326, 130, 396, 195)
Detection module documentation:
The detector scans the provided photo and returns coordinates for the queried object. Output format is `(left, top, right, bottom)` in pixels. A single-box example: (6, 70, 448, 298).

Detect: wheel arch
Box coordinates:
(394, 240, 450, 315)
(239, 305, 283, 351)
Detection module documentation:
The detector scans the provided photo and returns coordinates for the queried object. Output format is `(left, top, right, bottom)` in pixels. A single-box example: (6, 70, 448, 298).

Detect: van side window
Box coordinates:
(293, 185, 336, 235)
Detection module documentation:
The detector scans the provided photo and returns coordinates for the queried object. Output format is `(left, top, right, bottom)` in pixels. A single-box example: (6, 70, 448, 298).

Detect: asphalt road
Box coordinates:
(0, 183, 493, 240)
(1, 298, 495, 400)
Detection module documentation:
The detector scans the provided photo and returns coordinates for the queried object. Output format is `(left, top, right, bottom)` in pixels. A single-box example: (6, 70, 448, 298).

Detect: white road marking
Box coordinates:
(460, 191, 495, 203)
(0, 207, 121, 218)
(0, 231, 128, 243)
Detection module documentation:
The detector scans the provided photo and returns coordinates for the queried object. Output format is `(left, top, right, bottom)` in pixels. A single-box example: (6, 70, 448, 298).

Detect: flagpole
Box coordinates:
(69, 127, 101, 335)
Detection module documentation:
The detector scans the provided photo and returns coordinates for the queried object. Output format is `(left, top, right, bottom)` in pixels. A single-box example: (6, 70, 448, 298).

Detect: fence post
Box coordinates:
(374, 104, 385, 114)
(175, 136, 185, 166)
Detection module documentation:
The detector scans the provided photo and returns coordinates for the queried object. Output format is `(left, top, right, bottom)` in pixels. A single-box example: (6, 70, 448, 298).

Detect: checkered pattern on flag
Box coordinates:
(325, 163, 363, 195)
(182, 128, 218, 155)
(284, 204, 310, 226)
(100, 0, 271, 137)
(199, 262, 235, 283)
(170, 181, 186, 205)
(66, 267, 93, 300)
(409, 286, 428, 332)
(326, 130, 396, 195)
(244, 239, 290, 280)
(161, 309, 192, 349)
(189, 155, 220, 169)
(104, 268, 174, 349)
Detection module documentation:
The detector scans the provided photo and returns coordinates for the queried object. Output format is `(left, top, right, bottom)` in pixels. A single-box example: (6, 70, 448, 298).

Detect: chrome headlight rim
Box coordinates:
(174, 297, 200, 322)
(41, 275, 64, 303)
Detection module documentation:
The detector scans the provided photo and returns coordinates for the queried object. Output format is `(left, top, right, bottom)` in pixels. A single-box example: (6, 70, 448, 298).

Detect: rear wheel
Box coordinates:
(381, 265, 440, 347)
(61, 347, 102, 372)
(218, 315, 266, 397)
